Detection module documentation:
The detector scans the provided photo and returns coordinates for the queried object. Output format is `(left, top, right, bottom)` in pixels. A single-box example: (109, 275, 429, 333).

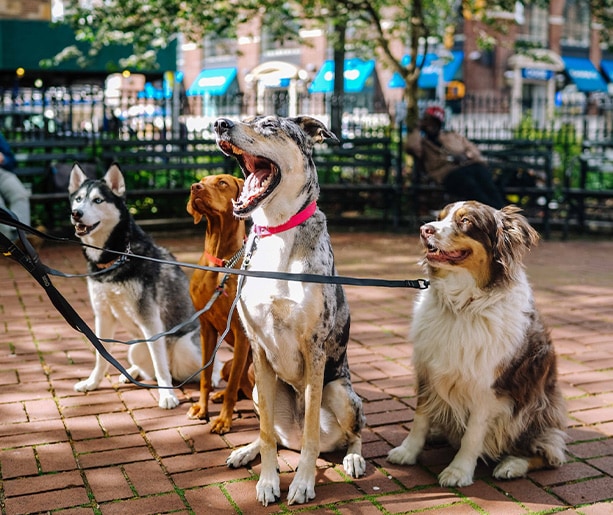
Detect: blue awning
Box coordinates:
(601, 60, 613, 82)
(186, 67, 238, 96)
(308, 58, 375, 94)
(388, 51, 463, 89)
(137, 82, 170, 100)
(562, 57, 607, 92)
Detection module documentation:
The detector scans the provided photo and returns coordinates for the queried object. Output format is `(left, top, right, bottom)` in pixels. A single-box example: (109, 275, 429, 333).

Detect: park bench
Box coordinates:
(314, 136, 400, 227)
(11, 135, 399, 234)
(12, 137, 96, 229)
(409, 138, 555, 238)
(96, 137, 236, 229)
(563, 139, 613, 236)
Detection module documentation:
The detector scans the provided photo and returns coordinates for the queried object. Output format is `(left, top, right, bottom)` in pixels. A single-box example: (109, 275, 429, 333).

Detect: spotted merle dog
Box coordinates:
(214, 116, 366, 506)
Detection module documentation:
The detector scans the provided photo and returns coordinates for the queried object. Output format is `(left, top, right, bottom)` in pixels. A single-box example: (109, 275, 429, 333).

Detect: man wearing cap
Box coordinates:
(406, 106, 505, 209)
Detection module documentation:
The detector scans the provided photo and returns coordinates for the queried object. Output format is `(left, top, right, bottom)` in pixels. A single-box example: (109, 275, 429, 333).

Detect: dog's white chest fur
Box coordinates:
(411, 273, 533, 402)
(239, 233, 323, 385)
(87, 278, 149, 335)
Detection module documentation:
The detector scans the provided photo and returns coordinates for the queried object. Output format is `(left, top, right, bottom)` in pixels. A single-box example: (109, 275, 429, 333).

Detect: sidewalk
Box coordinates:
(1, 230, 613, 514)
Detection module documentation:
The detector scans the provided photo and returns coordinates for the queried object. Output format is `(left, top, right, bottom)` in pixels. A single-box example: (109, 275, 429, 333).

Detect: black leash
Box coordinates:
(1, 208, 429, 390)
(0, 208, 430, 290)
(0, 228, 163, 389)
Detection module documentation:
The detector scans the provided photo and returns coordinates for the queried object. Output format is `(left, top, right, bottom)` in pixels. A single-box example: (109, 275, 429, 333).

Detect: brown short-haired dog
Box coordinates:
(186, 174, 253, 434)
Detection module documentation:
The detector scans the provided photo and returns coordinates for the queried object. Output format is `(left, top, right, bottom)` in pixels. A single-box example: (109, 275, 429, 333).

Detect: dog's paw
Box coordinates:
(158, 392, 180, 409)
(186, 403, 208, 420)
(387, 445, 420, 465)
(210, 390, 225, 404)
(493, 456, 529, 479)
(438, 464, 474, 487)
(227, 444, 259, 468)
(74, 378, 100, 392)
(118, 365, 147, 384)
(256, 476, 281, 507)
(209, 416, 232, 435)
(287, 472, 316, 505)
(343, 453, 366, 478)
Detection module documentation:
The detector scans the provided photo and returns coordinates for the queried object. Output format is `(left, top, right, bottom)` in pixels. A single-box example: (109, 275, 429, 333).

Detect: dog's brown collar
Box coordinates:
(96, 259, 120, 270)
(95, 243, 131, 270)
(254, 201, 317, 238)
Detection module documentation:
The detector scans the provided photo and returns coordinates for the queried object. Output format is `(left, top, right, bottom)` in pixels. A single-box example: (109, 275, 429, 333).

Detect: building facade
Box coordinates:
(1, 1, 611, 135)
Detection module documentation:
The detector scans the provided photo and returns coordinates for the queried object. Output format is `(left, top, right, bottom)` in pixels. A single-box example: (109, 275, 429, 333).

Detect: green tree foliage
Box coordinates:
(60, 0, 613, 129)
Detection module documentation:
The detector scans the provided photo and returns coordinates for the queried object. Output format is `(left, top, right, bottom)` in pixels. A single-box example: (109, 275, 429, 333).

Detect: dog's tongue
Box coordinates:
(238, 170, 269, 204)
(74, 223, 89, 236)
(428, 248, 467, 262)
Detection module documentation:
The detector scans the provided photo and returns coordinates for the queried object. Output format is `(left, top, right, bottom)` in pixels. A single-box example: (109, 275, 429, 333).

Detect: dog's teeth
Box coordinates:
(232, 145, 243, 155)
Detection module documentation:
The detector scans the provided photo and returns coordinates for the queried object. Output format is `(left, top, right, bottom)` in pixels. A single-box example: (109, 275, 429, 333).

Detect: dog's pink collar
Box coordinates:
(254, 201, 317, 238)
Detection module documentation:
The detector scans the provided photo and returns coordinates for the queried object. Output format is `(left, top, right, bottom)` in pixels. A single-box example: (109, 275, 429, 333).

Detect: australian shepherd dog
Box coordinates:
(387, 201, 567, 487)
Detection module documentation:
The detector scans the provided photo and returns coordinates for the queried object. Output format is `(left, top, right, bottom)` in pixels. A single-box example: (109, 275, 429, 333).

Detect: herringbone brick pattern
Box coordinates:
(1, 231, 612, 514)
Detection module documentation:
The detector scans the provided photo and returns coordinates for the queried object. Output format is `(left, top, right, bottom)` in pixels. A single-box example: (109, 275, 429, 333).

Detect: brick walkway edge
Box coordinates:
(1, 231, 613, 514)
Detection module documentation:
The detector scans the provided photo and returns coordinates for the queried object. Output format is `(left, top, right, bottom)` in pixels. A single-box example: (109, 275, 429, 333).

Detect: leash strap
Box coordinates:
(1, 207, 429, 289)
(0, 230, 163, 389)
(100, 245, 244, 347)
(1, 209, 428, 390)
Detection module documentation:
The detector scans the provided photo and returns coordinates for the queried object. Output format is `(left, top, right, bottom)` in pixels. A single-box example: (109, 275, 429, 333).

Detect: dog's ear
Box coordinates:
(292, 116, 339, 144)
(68, 163, 88, 194)
(186, 200, 203, 224)
(495, 205, 539, 267)
(103, 164, 126, 198)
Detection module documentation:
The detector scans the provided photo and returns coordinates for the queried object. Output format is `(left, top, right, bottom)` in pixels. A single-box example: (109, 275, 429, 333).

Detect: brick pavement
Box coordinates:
(1, 229, 613, 514)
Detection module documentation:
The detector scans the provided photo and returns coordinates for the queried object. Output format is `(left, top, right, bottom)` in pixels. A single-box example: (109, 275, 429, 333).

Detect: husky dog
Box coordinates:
(68, 163, 201, 409)
(214, 116, 366, 506)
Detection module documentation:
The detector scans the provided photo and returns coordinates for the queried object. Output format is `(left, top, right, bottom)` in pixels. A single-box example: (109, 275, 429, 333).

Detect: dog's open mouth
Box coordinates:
(425, 244, 471, 263)
(218, 141, 280, 215)
(73, 221, 99, 237)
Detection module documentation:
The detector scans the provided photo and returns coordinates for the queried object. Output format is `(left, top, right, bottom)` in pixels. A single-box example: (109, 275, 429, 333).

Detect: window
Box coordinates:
(517, 4, 548, 46)
(561, 0, 590, 47)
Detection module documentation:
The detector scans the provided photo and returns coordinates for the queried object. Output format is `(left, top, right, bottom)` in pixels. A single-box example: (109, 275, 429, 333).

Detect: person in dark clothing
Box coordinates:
(406, 106, 505, 209)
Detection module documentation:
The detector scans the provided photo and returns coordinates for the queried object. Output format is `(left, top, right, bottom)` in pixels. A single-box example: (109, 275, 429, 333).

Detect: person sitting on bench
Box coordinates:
(406, 106, 505, 209)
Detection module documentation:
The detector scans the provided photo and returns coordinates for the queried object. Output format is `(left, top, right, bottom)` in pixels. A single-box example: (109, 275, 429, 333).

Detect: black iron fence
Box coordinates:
(3, 84, 613, 141)
(3, 84, 612, 235)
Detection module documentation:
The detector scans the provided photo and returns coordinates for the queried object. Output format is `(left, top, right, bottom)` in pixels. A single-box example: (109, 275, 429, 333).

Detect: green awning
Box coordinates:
(0, 19, 175, 79)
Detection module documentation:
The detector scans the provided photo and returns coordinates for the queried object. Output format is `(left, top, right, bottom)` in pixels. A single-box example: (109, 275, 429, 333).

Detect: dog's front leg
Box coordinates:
(145, 336, 180, 409)
(387, 405, 431, 466)
(253, 345, 281, 507)
(187, 321, 217, 421)
(137, 317, 180, 409)
(74, 311, 116, 392)
(438, 407, 490, 487)
(287, 360, 324, 505)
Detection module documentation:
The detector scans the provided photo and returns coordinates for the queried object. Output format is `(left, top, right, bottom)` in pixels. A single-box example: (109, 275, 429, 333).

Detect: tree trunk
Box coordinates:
(331, 20, 346, 140)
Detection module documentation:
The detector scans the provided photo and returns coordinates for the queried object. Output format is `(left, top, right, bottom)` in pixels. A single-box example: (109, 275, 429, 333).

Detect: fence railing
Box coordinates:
(4, 84, 613, 235)
(3, 84, 613, 142)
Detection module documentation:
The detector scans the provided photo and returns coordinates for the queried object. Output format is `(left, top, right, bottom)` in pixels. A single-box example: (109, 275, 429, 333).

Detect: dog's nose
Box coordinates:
(214, 118, 234, 135)
(71, 209, 82, 221)
(420, 224, 436, 238)
(191, 182, 203, 192)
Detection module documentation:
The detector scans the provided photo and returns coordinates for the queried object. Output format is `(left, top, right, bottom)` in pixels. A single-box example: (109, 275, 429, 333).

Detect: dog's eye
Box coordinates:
(460, 217, 471, 225)
(74, 196, 82, 203)
(93, 198, 103, 204)
(260, 120, 278, 133)
(218, 180, 227, 187)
